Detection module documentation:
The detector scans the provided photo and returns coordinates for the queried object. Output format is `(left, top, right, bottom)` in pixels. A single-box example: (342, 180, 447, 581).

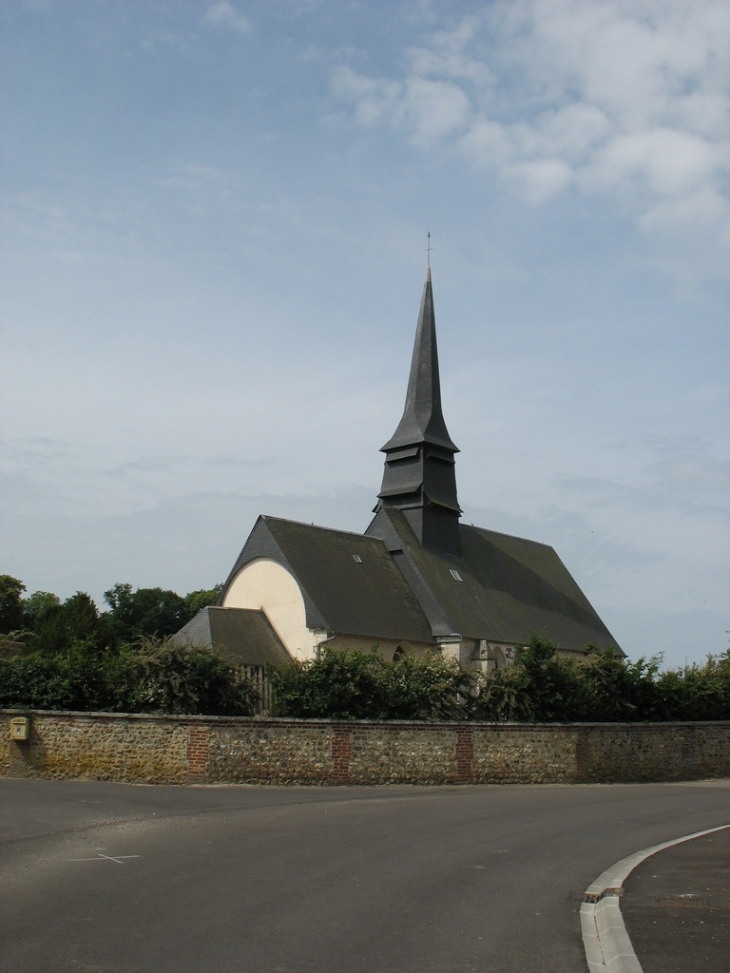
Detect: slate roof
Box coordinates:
(366, 508, 623, 654)
(381, 267, 458, 454)
(177, 606, 291, 667)
(223, 516, 433, 644)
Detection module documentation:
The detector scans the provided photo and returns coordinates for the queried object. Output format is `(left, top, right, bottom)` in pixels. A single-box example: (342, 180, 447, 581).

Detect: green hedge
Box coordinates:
(2, 637, 728, 722)
(0, 640, 258, 717)
(269, 641, 730, 722)
(473, 639, 730, 722)
(268, 648, 473, 720)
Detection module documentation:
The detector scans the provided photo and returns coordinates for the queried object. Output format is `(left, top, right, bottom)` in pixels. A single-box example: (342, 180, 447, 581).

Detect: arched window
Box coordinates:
(392, 645, 406, 662)
(492, 645, 508, 668)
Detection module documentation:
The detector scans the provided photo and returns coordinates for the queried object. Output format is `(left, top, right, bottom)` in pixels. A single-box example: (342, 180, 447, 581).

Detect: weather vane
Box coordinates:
(426, 231, 433, 267)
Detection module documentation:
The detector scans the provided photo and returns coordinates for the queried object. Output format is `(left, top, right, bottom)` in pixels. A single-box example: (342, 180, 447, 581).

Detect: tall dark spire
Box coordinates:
(381, 267, 458, 454)
(375, 267, 462, 556)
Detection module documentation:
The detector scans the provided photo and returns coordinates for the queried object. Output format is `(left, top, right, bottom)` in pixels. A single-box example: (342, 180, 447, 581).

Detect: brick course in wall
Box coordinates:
(1, 711, 729, 786)
(186, 725, 209, 783)
(456, 725, 474, 783)
(332, 726, 352, 784)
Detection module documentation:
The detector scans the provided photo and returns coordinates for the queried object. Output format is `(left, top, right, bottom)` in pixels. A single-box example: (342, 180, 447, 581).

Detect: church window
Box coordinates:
(449, 569, 463, 582)
(393, 645, 406, 662)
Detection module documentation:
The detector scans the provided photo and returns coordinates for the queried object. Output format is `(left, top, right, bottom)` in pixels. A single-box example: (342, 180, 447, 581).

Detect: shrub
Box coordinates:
(378, 652, 475, 721)
(268, 648, 386, 720)
(473, 637, 582, 722)
(654, 652, 730, 721)
(3, 628, 728, 723)
(268, 647, 475, 721)
(0, 644, 133, 712)
(130, 637, 259, 716)
(0, 638, 258, 717)
(473, 638, 730, 723)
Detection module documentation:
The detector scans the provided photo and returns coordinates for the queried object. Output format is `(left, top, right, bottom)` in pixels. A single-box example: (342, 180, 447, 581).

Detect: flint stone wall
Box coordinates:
(1, 710, 729, 786)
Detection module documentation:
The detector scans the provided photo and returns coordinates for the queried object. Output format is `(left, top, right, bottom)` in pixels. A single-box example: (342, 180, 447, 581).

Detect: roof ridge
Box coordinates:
(207, 605, 266, 614)
(463, 523, 554, 549)
(261, 514, 386, 541)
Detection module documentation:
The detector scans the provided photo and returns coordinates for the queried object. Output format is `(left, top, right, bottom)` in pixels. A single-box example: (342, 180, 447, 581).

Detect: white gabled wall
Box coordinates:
(222, 558, 316, 662)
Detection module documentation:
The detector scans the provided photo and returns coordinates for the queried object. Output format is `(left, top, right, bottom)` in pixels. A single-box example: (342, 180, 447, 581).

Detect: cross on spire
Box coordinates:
(426, 231, 432, 267)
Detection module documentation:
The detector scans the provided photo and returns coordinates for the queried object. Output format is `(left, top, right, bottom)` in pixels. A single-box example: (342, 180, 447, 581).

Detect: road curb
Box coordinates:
(580, 823, 730, 973)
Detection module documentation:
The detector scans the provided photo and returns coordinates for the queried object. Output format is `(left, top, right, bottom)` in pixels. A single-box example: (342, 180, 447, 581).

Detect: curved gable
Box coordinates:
(222, 558, 311, 660)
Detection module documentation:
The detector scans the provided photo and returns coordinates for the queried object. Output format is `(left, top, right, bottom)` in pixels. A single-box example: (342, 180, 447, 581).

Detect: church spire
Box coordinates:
(381, 265, 459, 454)
(376, 266, 462, 556)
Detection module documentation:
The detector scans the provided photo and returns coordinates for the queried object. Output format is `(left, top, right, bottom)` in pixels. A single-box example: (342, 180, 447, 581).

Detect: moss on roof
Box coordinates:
(177, 606, 291, 667)
(264, 517, 432, 643)
(381, 509, 621, 653)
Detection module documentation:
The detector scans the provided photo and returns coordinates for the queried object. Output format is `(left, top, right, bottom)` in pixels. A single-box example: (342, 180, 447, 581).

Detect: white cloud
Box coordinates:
(406, 15, 493, 87)
(503, 158, 574, 203)
(639, 187, 730, 239)
(201, 1, 251, 36)
(589, 128, 722, 195)
(458, 118, 513, 166)
(332, 0, 730, 237)
(332, 67, 470, 142)
(332, 67, 403, 127)
(399, 77, 472, 142)
(530, 104, 612, 163)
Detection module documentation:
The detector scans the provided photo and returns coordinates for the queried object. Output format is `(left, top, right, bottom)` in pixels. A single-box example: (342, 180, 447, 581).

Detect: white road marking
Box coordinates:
(71, 854, 140, 864)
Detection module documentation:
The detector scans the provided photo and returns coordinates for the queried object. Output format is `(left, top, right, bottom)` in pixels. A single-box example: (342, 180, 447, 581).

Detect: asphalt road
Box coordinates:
(1, 778, 728, 973)
(622, 826, 730, 973)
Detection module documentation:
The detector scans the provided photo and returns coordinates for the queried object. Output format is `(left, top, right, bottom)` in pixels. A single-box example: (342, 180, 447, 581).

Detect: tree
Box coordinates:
(22, 591, 61, 629)
(184, 584, 224, 617)
(28, 591, 116, 657)
(0, 575, 26, 634)
(104, 584, 190, 642)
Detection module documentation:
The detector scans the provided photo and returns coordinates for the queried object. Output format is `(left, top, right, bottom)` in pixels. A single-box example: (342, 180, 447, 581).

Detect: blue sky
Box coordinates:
(2, 0, 728, 667)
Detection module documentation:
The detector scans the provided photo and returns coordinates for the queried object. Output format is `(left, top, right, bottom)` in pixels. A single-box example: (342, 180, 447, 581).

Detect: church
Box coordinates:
(178, 268, 622, 670)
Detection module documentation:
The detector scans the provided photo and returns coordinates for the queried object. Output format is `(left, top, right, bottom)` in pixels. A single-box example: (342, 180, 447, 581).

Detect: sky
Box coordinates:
(2, 0, 728, 668)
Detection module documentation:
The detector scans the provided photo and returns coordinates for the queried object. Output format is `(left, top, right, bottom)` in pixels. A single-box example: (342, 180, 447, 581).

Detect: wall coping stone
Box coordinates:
(2, 708, 729, 730)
